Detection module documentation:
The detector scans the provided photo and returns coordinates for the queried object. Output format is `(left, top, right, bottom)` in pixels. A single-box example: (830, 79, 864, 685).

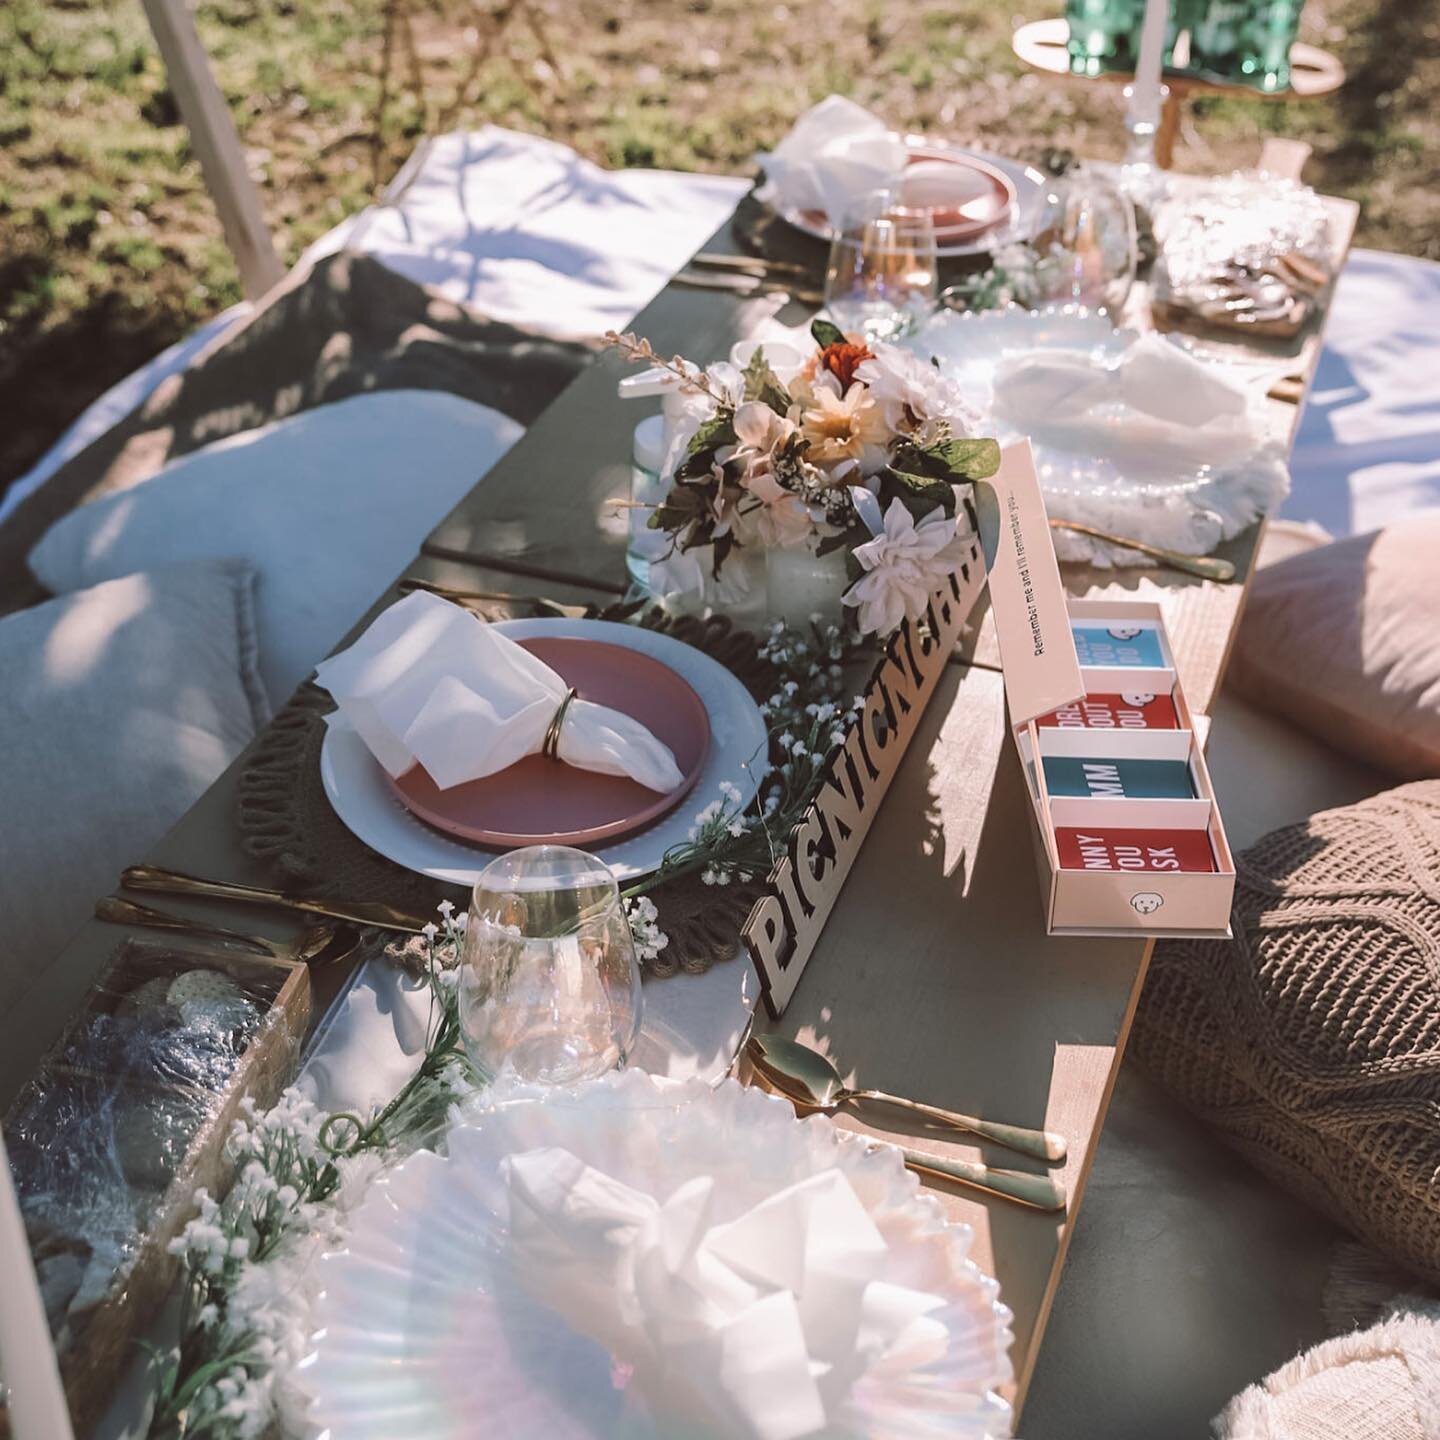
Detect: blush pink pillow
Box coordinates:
(1228, 514, 1440, 779)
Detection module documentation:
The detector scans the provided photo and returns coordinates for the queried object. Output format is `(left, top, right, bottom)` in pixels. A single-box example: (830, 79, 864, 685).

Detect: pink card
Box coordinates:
(1055, 827, 1217, 874)
(1036, 691, 1180, 731)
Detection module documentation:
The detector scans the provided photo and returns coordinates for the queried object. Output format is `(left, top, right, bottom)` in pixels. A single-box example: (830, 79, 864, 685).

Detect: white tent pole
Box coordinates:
(140, 0, 286, 299)
(0, 1125, 75, 1440)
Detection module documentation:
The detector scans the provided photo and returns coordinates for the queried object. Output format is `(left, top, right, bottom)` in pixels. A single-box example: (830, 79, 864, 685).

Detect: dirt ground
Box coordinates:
(2, 0, 1437, 502)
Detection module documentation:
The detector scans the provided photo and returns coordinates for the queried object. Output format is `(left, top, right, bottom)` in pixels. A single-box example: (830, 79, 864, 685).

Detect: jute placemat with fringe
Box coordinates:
(235, 605, 776, 978)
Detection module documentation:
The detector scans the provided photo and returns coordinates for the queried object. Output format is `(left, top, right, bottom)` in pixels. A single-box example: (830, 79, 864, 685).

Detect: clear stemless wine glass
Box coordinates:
(1028, 168, 1138, 315)
(823, 211, 939, 342)
(458, 845, 643, 1086)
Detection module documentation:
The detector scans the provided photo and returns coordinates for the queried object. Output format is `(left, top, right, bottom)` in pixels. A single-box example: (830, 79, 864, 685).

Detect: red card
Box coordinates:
(1036, 691, 1179, 731)
(1056, 827, 1216, 873)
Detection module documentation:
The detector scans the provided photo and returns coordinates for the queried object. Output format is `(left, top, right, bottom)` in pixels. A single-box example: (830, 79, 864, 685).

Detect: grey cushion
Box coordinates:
(0, 562, 268, 1010)
(28, 390, 523, 708)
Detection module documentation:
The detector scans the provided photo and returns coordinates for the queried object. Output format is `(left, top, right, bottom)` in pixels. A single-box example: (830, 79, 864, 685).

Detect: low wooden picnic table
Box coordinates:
(1, 173, 1356, 1424)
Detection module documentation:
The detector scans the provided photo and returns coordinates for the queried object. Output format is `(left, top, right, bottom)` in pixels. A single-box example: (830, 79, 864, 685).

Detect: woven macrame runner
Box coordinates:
(235, 605, 776, 978)
(1131, 780, 1440, 1286)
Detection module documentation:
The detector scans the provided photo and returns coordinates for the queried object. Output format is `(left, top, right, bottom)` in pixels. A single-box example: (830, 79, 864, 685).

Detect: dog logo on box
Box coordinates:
(1130, 891, 1164, 915)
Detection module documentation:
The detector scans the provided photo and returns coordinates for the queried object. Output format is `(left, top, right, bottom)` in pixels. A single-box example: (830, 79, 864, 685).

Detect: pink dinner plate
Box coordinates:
(386, 637, 711, 850)
(798, 145, 1017, 244)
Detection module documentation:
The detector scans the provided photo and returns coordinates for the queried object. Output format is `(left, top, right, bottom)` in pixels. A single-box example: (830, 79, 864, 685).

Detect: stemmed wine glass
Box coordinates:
(823, 211, 939, 341)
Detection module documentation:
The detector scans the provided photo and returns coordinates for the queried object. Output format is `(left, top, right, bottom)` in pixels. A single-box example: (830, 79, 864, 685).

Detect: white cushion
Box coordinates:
(301, 125, 750, 338)
(28, 390, 523, 707)
(0, 563, 269, 1009)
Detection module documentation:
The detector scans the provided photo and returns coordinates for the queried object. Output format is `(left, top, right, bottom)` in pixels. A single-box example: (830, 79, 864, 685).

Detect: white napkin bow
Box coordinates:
(993, 331, 1249, 429)
(757, 96, 908, 229)
(503, 1147, 949, 1440)
(314, 591, 684, 793)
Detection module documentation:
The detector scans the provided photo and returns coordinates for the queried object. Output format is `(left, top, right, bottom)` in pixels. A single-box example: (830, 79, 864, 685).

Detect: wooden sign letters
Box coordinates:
(742, 533, 987, 1017)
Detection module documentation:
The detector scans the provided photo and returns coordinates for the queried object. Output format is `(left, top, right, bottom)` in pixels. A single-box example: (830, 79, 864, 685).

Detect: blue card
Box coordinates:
(1042, 755, 1196, 799)
(1070, 624, 1166, 669)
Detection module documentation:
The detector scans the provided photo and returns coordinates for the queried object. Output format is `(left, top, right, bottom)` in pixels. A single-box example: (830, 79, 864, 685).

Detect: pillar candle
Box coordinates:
(1132, 0, 1169, 124)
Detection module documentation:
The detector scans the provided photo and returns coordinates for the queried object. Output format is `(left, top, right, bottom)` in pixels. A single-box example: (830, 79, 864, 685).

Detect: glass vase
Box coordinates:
(765, 539, 849, 632)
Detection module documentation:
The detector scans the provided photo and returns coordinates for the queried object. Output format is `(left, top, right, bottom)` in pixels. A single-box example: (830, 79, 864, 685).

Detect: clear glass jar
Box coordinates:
(626, 414, 670, 590)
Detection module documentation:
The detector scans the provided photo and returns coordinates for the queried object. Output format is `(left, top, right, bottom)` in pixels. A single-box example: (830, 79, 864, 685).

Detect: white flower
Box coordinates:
(854, 343, 982, 444)
(843, 496, 971, 636)
(659, 361, 746, 476)
(420, 922, 439, 941)
(437, 899, 455, 918)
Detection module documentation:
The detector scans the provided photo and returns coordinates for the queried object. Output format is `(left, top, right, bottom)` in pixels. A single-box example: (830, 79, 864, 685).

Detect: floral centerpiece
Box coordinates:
(608, 319, 1001, 638)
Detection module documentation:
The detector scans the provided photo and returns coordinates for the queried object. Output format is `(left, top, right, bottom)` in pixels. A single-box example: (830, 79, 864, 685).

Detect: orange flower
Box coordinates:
(817, 340, 873, 392)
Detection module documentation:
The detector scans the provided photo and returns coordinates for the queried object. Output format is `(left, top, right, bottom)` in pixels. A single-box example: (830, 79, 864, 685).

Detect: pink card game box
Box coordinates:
(1012, 599, 1236, 937)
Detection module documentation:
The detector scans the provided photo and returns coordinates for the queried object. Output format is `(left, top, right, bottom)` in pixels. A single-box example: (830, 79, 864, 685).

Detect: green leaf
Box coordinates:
(810, 317, 847, 349)
(891, 436, 1002, 483)
(815, 525, 863, 559)
(675, 411, 737, 480)
(712, 530, 736, 577)
(742, 348, 792, 414)
(879, 466, 956, 524)
(649, 480, 706, 531)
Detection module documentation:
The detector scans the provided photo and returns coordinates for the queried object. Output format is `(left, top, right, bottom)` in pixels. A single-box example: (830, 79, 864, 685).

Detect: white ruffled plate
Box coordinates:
(911, 306, 1290, 566)
(319, 618, 769, 884)
(301, 1073, 1015, 1440)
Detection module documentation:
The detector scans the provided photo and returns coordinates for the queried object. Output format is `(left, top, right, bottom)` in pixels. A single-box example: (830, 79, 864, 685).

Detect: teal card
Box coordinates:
(1042, 755, 1195, 799)
(1070, 624, 1166, 669)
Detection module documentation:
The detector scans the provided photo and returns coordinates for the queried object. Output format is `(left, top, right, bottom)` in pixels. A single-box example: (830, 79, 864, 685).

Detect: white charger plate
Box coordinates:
(319, 618, 769, 886)
(300, 1073, 1015, 1440)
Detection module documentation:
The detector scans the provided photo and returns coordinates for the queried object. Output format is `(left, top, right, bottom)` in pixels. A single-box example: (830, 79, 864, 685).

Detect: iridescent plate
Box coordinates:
(301, 1073, 1015, 1440)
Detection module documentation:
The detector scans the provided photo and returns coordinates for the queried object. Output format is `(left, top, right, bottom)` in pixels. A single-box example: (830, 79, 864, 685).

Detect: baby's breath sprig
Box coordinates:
(147, 909, 481, 1440)
(621, 618, 855, 907)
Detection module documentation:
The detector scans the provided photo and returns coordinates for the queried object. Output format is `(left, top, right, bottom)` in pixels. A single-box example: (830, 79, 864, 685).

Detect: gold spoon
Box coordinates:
(1049, 519, 1237, 582)
(97, 895, 363, 966)
(747, 1034, 1067, 1164)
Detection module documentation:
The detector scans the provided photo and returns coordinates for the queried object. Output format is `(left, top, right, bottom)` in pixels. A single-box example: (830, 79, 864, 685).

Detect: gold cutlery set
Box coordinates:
(677, 251, 824, 305)
(98, 862, 1067, 1213)
(747, 1033, 1067, 1213)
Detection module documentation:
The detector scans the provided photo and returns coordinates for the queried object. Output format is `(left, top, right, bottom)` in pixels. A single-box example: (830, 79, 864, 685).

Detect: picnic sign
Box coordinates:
(742, 440, 1081, 1017)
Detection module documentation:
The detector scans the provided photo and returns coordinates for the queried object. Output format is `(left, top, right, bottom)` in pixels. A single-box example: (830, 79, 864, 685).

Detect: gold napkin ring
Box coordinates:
(542, 687, 578, 760)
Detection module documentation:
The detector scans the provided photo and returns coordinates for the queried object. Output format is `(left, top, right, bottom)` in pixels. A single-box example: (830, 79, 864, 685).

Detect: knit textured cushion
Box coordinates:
(1132, 781, 1440, 1285)
(1227, 516, 1440, 780)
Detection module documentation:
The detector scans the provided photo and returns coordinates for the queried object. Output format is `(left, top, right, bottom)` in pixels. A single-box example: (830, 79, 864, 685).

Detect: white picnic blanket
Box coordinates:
(0, 126, 747, 528)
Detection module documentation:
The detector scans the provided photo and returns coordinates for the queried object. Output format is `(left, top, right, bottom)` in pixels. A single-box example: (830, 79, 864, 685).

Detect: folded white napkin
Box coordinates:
(314, 591, 684, 793)
(992, 331, 1250, 429)
(757, 96, 908, 230)
(503, 1147, 949, 1440)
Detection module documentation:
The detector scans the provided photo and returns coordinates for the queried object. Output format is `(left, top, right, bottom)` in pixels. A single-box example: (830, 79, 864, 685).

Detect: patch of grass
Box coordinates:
(0, 0, 1437, 501)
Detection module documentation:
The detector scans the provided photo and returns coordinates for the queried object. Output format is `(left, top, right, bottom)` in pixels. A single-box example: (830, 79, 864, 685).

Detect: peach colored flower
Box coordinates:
(800, 373, 889, 476)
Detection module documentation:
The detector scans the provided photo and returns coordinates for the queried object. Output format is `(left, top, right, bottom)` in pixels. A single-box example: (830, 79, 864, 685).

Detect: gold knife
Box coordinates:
(120, 864, 434, 935)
